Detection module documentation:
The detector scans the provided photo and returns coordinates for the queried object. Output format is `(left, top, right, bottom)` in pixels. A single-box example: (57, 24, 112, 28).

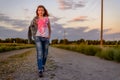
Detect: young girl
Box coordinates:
(28, 5, 51, 77)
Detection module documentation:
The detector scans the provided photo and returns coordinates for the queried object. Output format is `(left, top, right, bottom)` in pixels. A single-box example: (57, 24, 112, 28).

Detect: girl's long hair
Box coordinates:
(36, 5, 49, 17)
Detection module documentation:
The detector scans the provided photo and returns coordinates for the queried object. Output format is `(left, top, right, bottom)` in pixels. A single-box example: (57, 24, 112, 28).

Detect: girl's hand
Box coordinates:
(46, 36, 50, 39)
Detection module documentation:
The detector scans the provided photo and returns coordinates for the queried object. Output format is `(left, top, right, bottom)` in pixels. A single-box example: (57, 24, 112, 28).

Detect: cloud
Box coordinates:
(104, 32, 120, 40)
(51, 23, 120, 40)
(73, 1, 85, 8)
(0, 14, 119, 40)
(23, 8, 32, 19)
(51, 23, 64, 39)
(68, 16, 88, 22)
(24, 8, 29, 12)
(51, 23, 96, 40)
(57, 0, 85, 10)
(0, 26, 27, 39)
(57, 0, 73, 10)
(49, 16, 61, 23)
(0, 13, 29, 31)
(103, 28, 112, 34)
(0, 22, 119, 40)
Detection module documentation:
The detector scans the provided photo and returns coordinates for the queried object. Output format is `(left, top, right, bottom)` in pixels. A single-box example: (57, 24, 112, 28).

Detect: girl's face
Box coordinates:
(37, 7, 45, 16)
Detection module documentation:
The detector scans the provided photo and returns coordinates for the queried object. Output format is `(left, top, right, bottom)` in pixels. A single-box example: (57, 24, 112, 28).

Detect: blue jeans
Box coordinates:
(34, 36, 49, 71)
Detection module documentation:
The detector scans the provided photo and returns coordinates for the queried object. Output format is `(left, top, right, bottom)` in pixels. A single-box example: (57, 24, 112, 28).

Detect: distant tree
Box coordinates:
(117, 40, 120, 45)
(51, 39, 59, 44)
(113, 41, 117, 45)
(0, 39, 2, 43)
(76, 40, 80, 44)
(105, 40, 117, 45)
(86, 40, 92, 45)
(59, 39, 69, 44)
(1, 38, 30, 44)
(76, 38, 85, 44)
(59, 39, 64, 44)
(64, 39, 69, 44)
(4, 38, 12, 43)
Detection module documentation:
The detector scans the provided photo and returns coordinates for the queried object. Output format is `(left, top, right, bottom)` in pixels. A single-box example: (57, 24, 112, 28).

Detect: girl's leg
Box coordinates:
(42, 38, 49, 68)
(34, 36, 43, 72)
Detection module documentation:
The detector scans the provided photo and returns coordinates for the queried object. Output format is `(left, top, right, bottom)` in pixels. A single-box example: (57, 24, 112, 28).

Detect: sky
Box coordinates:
(0, 0, 120, 41)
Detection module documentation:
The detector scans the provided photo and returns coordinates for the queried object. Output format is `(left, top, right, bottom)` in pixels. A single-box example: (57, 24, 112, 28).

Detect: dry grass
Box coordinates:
(0, 50, 33, 80)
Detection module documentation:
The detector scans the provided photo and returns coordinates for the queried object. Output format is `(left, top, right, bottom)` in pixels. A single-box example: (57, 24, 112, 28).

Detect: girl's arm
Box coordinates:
(48, 19, 51, 39)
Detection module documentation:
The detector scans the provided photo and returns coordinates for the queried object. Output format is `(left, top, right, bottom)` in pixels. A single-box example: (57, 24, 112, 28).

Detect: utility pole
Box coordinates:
(100, 0, 103, 47)
(63, 29, 66, 44)
(64, 29, 66, 40)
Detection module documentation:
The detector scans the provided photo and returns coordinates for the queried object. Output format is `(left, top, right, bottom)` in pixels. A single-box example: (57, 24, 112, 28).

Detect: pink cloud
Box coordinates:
(69, 16, 88, 22)
(57, 0, 73, 10)
(57, 0, 85, 10)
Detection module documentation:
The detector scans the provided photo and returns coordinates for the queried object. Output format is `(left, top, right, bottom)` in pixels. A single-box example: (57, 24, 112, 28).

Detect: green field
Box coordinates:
(52, 44, 120, 62)
(0, 43, 35, 53)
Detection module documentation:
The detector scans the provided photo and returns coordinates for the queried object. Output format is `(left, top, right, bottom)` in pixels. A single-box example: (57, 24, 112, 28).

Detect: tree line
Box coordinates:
(0, 38, 120, 45)
(51, 38, 120, 45)
(0, 38, 28, 44)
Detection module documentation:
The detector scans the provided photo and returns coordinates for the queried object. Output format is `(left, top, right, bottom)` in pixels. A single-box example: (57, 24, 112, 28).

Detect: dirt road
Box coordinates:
(49, 47, 120, 80)
(0, 47, 120, 80)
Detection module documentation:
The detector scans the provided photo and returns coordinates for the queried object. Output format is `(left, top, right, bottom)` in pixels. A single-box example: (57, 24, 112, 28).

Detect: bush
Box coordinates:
(84, 46, 101, 56)
(97, 48, 115, 60)
(78, 44, 86, 54)
(114, 49, 120, 62)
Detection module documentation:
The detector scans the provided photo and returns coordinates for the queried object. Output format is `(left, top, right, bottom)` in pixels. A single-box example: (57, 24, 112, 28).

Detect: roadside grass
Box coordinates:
(0, 43, 35, 53)
(114, 49, 120, 62)
(52, 44, 120, 63)
(0, 49, 34, 80)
